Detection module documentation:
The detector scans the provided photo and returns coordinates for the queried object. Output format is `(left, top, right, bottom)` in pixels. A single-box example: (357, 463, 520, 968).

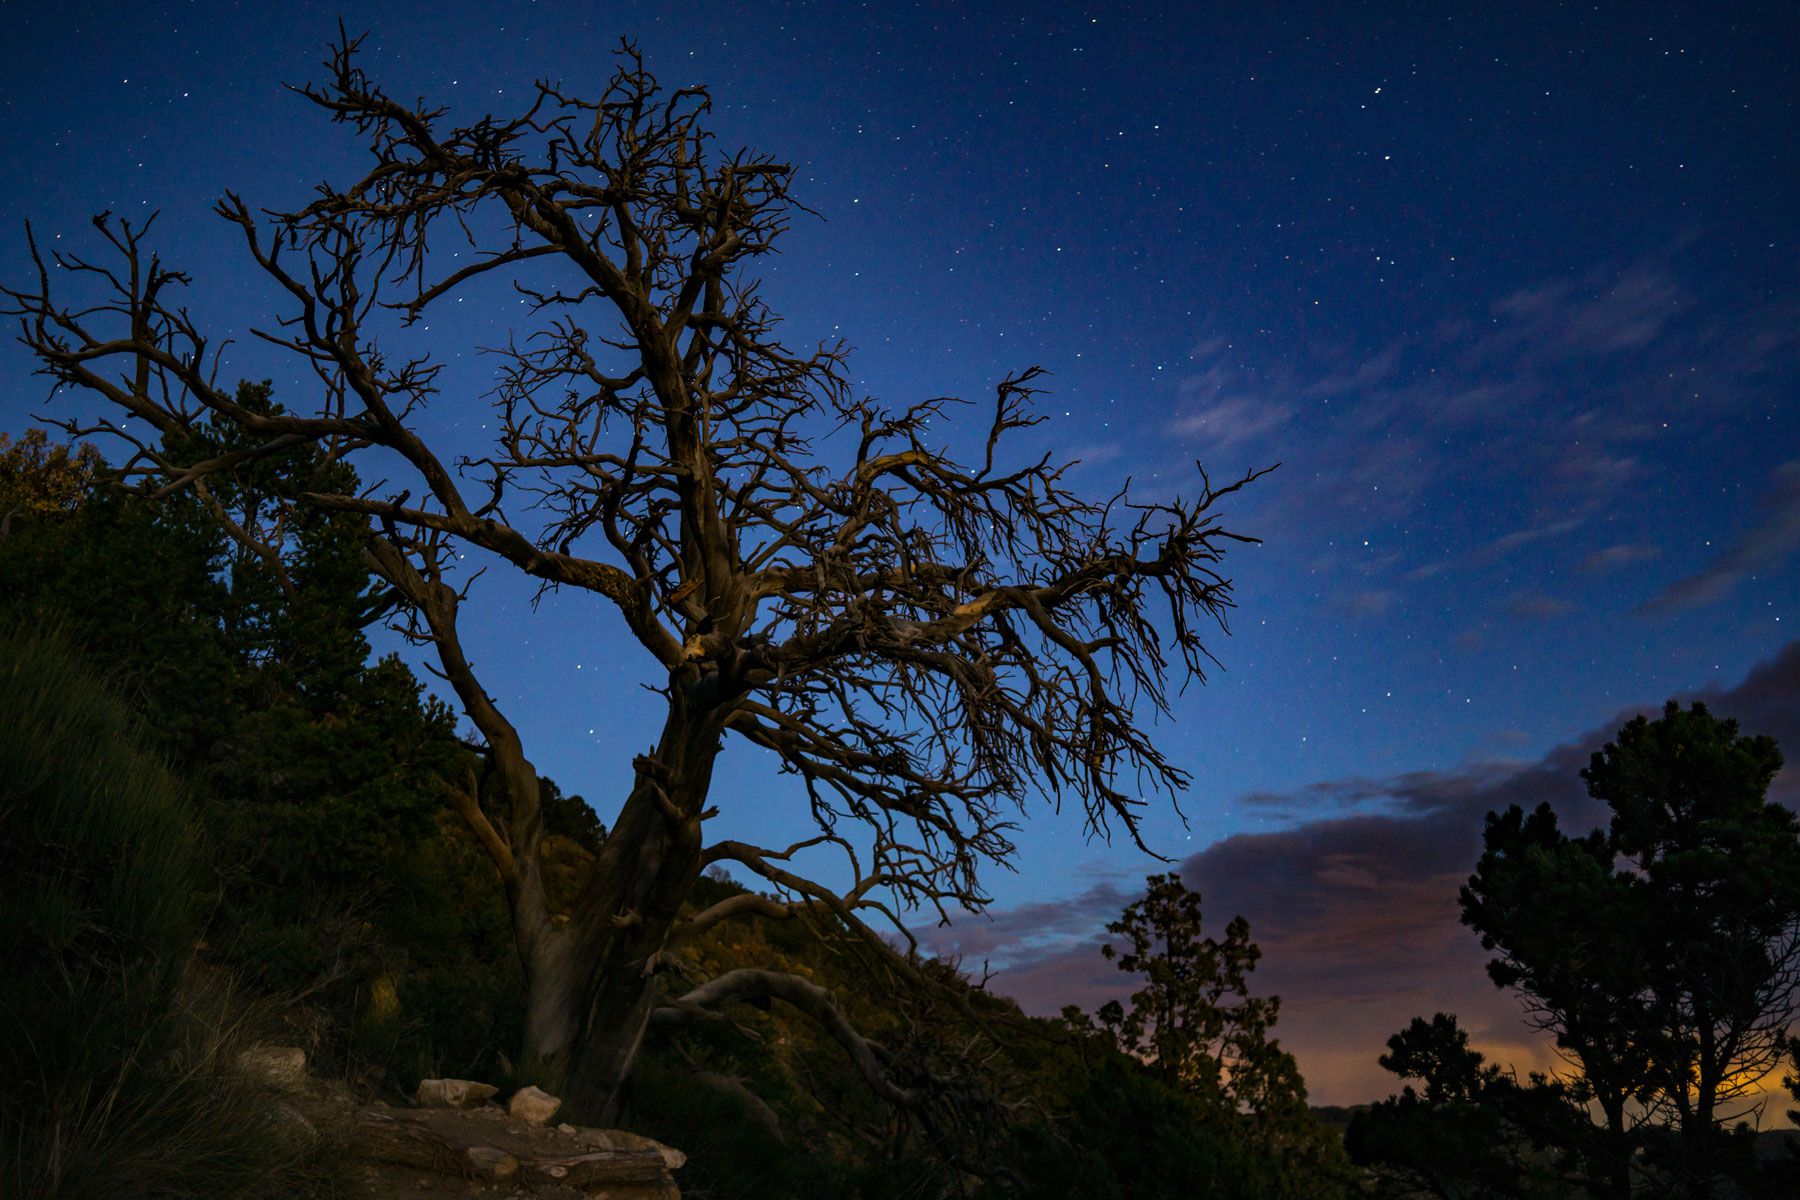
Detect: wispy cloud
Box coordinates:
(1503, 593, 1577, 623)
(1639, 460, 1800, 617)
(1583, 543, 1661, 574)
(1411, 520, 1590, 584)
(1489, 520, 1584, 557)
(1167, 395, 1291, 448)
(1486, 264, 1681, 357)
(1342, 589, 1397, 618)
(1153, 247, 1798, 618)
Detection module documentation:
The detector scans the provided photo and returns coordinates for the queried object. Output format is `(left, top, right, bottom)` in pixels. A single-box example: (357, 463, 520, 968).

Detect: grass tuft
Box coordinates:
(0, 621, 341, 1198)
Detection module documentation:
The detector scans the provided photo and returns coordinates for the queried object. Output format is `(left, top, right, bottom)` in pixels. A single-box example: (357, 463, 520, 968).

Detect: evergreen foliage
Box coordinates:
(1038, 873, 1357, 1199)
(1354, 703, 1800, 1200)
(1347, 1014, 1587, 1199)
(0, 402, 512, 1088)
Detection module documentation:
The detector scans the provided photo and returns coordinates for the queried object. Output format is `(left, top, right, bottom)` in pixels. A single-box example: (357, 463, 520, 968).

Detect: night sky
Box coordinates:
(4, 2, 1798, 1109)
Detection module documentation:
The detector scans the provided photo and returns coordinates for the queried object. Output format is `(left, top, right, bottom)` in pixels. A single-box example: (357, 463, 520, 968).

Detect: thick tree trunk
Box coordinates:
(516, 937, 584, 1086)
(560, 962, 662, 1123)
(516, 676, 722, 1123)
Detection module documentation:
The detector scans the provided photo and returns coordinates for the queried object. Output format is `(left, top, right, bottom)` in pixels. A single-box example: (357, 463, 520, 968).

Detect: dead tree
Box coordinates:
(4, 35, 1266, 1123)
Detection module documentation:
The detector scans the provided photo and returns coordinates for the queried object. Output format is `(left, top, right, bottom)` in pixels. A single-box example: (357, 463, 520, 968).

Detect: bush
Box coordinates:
(0, 623, 329, 1198)
(992, 1057, 1278, 1200)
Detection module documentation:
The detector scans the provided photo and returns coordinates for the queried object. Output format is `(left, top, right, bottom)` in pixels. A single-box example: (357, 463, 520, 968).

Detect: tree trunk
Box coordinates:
(516, 677, 722, 1123)
(560, 960, 663, 1123)
(517, 935, 584, 1086)
(1597, 1095, 1632, 1200)
(1689, 1054, 1717, 1199)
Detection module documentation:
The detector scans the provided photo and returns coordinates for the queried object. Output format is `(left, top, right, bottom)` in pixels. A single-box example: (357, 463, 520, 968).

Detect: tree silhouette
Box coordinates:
(1044, 873, 1352, 1197)
(1377, 1013, 1506, 1106)
(1347, 1013, 1589, 1200)
(1462, 701, 1800, 1198)
(3, 36, 1264, 1122)
(1096, 872, 1346, 1187)
(1458, 803, 1648, 1199)
(1101, 873, 1282, 1105)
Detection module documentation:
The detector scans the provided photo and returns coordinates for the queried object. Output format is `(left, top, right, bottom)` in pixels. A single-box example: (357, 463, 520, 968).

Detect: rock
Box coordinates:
(414, 1077, 499, 1108)
(507, 1085, 562, 1125)
(236, 1044, 307, 1091)
(351, 1103, 684, 1198)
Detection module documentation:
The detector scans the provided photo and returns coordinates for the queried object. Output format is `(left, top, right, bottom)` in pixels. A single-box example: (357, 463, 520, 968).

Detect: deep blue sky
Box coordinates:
(4, 2, 1797, 1103)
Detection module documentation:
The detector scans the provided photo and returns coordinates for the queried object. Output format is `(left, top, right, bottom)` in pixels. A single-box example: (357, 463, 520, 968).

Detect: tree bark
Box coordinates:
(517, 673, 723, 1123)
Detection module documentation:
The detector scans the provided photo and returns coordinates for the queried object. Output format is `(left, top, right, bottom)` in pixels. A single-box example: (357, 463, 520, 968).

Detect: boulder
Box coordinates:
(414, 1077, 499, 1108)
(507, 1084, 562, 1124)
(236, 1044, 307, 1091)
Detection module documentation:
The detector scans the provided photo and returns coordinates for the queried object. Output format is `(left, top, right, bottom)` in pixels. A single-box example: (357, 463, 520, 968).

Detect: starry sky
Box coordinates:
(4, 2, 1798, 1108)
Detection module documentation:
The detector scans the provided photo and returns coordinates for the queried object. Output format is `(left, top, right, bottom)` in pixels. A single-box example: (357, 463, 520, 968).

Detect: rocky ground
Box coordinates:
(241, 1047, 684, 1199)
